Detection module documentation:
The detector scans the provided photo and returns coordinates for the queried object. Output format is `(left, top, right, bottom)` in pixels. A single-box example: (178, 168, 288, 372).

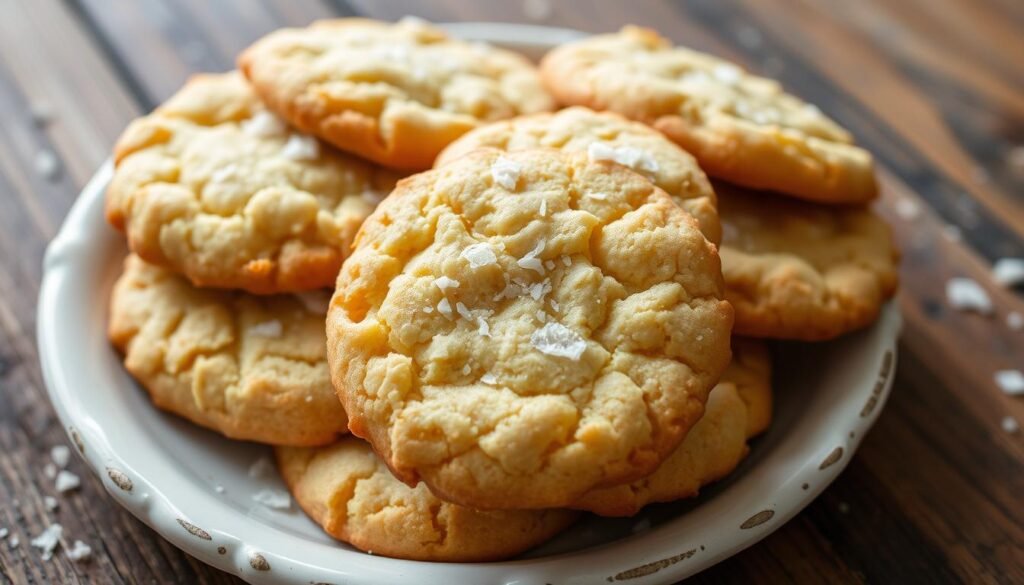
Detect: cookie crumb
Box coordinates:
(250, 320, 283, 338)
(1007, 312, 1023, 331)
(1002, 416, 1020, 434)
(587, 142, 659, 173)
(995, 370, 1024, 395)
(433, 276, 460, 291)
(50, 445, 71, 468)
(44, 496, 58, 512)
(30, 524, 62, 560)
(281, 133, 320, 161)
(460, 243, 497, 268)
(993, 258, 1024, 287)
(34, 150, 60, 180)
(945, 278, 993, 315)
(248, 456, 276, 479)
(517, 239, 546, 274)
(241, 110, 287, 137)
(894, 198, 920, 220)
(252, 488, 291, 510)
(66, 540, 91, 562)
(55, 470, 80, 493)
(530, 322, 586, 360)
(491, 156, 522, 190)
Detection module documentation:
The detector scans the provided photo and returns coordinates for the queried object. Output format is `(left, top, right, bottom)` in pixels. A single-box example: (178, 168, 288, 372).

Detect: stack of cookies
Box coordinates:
(106, 19, 897, 562)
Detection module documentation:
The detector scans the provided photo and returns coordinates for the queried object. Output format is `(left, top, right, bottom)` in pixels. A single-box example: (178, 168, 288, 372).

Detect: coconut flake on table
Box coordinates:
(252, 489, 291, 510)
(1007, 312, 1024, 331)
(530, 322, 586, 360)
(587, 142, 659, 174)
(248, 456, 276, 479)
(281, 133, 320, 160)
(460, 243, 497, 268)
(67, 540, 92, 562)
(241, 110, 288, 137)
(995, 370, 1024, 396)
(433, 276, 460, 292)
(250, 320, 283, 338)
(491, 156, 522, 190)
(945, 278, 993, 314)
(1002, 416, 1020, 434)
(44, 496, 58, 512)
(50, 445, 70, 468)
(993, 258, 1024, 287)
(894, 198, 920, 220)
(55, 470, 80, 493)
(30, 524, 62, 560)
(517, 239, 546, 275)
(0, 528, 8, 539)
(44, 463, 57, 480)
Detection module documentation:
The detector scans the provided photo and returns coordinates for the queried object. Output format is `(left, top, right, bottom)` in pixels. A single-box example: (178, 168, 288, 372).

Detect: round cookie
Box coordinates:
(107, 71, 396, 294)
(327, 149, 733, 509)
(276, 438, 577, 561)
(718, 182, 899, 340)
(238, 18, 554, 170)
(436, 106, 721, 243)
(572, 337, 771, 516)
(540, 26, 877, 204)
(108, 255, 347, 446)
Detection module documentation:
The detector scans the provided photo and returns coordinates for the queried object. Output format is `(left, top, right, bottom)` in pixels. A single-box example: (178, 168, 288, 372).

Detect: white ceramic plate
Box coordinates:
(37, 23, 900, 585)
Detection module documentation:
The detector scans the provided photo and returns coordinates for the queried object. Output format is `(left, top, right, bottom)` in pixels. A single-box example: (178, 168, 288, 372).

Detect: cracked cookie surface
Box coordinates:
(276, 438, 577, 561)
(719, 182, 899, 340)
(327, 149, 733, 509)
(107, 71, 396, 294)
(239, 18, 554, 170)
(436, 106, 721, 243)
(108, 255, 347, 446)
(573, 337, 771, 516)
(540, 27, 877, 204)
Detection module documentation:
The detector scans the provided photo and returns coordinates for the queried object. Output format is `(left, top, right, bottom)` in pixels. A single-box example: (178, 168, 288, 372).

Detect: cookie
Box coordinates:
(276, 438, 577, 561)
(327, 149, 733, 509)
(718, 182, 899, 340)
(540, 27, 877, 204)
(107, 71, 396, 294)
(238, 18, 554, 170)
(108, 255, 347, 446)
(572, 337, 771, 516)
(436, 106, 721, 243)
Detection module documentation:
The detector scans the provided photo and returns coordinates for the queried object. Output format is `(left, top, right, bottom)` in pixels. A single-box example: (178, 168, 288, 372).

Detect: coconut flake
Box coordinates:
(527, 280, 552, 301)
(945, 278, 993, 314)
(67, 540, 91, 562)
(44, 496, 58, 512)
(31, 524, 62, 560)
(9, 536, 19, 548)
(281, 133, 320, 160)
(995, 370, 1024, 395)
(248, 456, 276, 479)
(476, 316, 491, 337)
(242, 110, 288, 137)
(535, 310, 547, 323)
(712, 64, 743, 85)
(0, 528, 7, 539)
(423, 306, 434, 314)
(44, 463, 57, 480)
(51, 445, 70, 468)
(530, 322, 586, 360)
(461, 243, 497, 268)
(560, 255, 572, 266)
(550, 298, 560, 311)
(250, 320, 283, 338)
(1007, 311, 1023, 331)
(894, 198, 920, 220)
(437, 298, 453, 318)
(1002, 416, 1020, 434)
(252, 489, 291, 510)
(491, 156, 521, 190)
(461, 364, 471, 375)
(993, 258, 1024, 287)
(517, 239, 546, 274)
(55, 471, 79, 493)
(586, 191, 608, 200)
(433, 276, 460, 292)
(539, 199, 547, 217)
(455, 301, 473, 320)
(481, 373, 497, 385)
(587, 142, 659, 174)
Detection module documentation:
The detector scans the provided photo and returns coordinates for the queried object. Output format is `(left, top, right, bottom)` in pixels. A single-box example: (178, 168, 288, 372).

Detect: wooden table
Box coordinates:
(2, 0, 1022, 583)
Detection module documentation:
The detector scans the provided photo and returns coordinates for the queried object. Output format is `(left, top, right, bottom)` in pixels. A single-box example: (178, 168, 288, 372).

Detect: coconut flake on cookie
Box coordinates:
(530, 321, 586, 360)
(281, 133, 320, 160)
(461, 243, 497, 268)
(491, 156, 522, 190)
(587, 142, 659, 173)
(433, 276, 460, 292)
(517, 239, 546, 274)
(241, 110, 288, 137)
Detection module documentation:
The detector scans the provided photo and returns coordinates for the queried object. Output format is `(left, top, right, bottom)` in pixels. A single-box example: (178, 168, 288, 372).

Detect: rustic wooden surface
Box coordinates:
(1, 0, 1022, 583)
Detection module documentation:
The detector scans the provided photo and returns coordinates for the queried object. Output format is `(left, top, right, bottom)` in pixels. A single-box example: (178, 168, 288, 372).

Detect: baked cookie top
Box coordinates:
(107, 71, 396, 294)
(239, 18, 554, 170)
(540, 27, 877, 204)
(436, 106, 721, 243)
(573, 337, 771, 516)
(327, 149, 733, 509)
(108, 255, 347, 446)
(276, 438, 577, 562)
(718, 182, 899, 340)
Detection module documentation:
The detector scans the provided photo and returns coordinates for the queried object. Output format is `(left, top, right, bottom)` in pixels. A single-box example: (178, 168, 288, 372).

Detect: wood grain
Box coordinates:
(1, 0, 1022, 583)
